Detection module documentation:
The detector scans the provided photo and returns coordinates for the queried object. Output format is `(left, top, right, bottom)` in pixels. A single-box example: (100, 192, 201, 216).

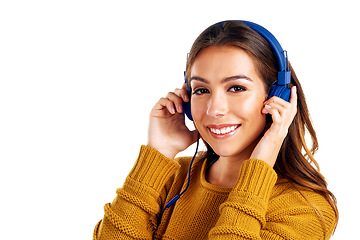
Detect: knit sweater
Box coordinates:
(93, 145, 336, 239)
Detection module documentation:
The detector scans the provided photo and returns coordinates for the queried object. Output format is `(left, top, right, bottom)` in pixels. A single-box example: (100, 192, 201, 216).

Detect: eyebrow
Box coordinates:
(189, 74, 253, 84)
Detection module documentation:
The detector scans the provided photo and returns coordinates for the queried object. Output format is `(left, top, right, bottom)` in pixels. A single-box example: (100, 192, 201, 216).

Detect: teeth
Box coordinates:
(210, 125, 239, 135)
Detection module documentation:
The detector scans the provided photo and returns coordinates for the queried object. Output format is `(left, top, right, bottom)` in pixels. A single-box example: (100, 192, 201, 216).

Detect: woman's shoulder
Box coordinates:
(272, 179, 330, 203)
(271, 179, 334, 211)
(269, 178, 336, 238)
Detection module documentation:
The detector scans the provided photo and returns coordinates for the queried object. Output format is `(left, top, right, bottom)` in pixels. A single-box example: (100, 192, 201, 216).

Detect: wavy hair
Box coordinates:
(185, 20, 338, 236)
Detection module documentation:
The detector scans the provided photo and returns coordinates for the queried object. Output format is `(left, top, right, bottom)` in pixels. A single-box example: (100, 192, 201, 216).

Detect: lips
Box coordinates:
(207, 124, 241, 139)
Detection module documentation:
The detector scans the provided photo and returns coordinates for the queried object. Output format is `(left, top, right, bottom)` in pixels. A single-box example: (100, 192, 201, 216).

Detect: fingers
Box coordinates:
(175, 84, 190, 102)
(166, 92, 184, 113)
(289, 86, 297, 107)
(262, 86, 297, 124)
(167, 85, 191, 113)
(153, 87, 190, 115)
(262, 98, 288, 118)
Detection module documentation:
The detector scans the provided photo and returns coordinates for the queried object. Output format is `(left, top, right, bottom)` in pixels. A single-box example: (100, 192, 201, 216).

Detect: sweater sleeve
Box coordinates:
(93, 145, 180, 240)
(208, 159, 336, 240)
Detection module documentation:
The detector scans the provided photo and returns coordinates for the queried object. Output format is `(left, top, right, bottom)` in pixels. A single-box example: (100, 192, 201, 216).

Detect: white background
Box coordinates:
(0, 0, 358, 239)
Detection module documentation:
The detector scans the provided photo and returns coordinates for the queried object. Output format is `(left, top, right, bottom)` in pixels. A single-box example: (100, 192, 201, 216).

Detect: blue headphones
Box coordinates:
(183, 20, 291, 121)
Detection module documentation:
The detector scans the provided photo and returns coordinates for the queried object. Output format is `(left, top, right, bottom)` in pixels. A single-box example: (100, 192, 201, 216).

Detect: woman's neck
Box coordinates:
(205, 137, 260, 188)
(206, 157, 245, 188)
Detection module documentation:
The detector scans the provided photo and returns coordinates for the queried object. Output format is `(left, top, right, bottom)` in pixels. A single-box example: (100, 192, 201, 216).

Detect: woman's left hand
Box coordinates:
(250, 86, 298, 167)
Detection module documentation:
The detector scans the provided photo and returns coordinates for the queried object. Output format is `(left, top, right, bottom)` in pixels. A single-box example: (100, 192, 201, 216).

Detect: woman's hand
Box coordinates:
(147, 84, 198, 159)
(250, 86, 298, 167)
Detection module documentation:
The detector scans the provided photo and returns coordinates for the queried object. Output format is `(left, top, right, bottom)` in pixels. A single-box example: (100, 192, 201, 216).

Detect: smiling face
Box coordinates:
(190, 46, 268, 161)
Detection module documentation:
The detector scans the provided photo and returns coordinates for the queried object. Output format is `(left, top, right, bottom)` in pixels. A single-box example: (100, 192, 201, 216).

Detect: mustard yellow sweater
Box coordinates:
(93, 146, 336, 239)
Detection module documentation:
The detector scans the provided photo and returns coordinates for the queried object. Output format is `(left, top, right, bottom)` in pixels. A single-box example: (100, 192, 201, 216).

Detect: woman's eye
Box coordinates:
(228, 85, 246, 92)
(193, 88, 210, 95)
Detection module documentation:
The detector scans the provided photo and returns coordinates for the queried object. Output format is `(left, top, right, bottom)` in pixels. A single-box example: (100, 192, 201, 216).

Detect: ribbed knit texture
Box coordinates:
(93, 146, 336, 240)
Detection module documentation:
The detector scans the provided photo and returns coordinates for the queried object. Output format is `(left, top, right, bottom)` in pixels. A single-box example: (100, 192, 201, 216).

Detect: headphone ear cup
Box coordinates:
(183, 73, 194, 121)
(183, 100, 193, 121)
(267, 84, 291, 102)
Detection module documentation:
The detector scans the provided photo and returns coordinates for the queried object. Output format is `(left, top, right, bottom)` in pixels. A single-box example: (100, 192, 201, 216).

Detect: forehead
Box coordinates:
(190, 46, 260, 82)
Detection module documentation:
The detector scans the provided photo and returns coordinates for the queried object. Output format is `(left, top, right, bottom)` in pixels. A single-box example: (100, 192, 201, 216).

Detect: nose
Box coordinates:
(206, 91, 228, 118)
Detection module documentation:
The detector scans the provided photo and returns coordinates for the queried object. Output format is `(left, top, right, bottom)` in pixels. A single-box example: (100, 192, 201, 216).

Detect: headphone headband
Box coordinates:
(239, 21, 286, 70)
(239, 20, 291, 85)
(219, 20, 291, 85)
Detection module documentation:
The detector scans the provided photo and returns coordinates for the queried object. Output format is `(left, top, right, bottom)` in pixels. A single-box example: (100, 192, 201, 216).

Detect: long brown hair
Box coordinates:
(185, 20, 338, 236)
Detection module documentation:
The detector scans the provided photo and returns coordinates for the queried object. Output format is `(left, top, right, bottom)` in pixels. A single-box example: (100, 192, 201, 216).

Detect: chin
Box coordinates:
(211, 145, 241, 158)
(204, 134, 263, 161)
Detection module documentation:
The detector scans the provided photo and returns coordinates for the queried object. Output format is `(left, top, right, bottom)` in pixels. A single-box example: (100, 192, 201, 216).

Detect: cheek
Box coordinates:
(243, 104, 267, 137)
(230, 96, 267, 132)
(235, 100, 263, 119)
(191, 98, 216, 142)
(191, 100, 207, 127)
(231, 91, 263, 112)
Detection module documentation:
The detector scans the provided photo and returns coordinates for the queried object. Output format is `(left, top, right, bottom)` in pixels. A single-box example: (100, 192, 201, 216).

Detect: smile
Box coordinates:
(207, 124, 241, 138)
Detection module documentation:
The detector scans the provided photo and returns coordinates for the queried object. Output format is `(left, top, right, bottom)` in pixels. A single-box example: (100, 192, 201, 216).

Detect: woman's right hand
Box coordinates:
(147, 84, 198, 159)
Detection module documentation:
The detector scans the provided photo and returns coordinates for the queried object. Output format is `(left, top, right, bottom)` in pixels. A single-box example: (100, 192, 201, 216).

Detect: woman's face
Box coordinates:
(190, 46, 267, 161)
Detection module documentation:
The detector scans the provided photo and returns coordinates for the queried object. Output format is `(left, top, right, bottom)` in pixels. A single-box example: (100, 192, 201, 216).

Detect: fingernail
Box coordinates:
(177, 104, 183, 113)
(170, 107, 175, 114)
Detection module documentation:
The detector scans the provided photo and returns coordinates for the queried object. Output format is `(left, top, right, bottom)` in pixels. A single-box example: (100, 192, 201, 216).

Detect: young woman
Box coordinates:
(93, 20, 338, 239)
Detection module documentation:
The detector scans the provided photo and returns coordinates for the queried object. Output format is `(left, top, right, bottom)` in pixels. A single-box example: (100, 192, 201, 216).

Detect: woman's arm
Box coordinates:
(93, 146, 180, 240)
(94, 85, 196, 239)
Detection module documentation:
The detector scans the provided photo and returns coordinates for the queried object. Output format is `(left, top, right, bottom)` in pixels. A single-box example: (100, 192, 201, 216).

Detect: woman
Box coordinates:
(93, 20, 338, 239)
